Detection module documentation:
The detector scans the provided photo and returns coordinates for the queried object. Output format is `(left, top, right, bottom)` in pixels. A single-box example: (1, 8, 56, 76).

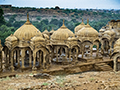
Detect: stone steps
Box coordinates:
(95, 63, 113, 71)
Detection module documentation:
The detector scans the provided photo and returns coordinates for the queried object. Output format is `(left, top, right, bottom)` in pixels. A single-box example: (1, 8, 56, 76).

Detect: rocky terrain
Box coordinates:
(0, 71, 120, 90)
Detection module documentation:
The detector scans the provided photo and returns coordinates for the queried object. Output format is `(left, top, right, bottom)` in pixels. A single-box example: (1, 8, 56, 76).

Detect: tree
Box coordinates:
(0, 8, 5, 26)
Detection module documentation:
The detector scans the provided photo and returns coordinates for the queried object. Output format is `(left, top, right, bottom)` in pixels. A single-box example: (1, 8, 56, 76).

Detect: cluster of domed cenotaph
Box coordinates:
(0, 13, 120, 73)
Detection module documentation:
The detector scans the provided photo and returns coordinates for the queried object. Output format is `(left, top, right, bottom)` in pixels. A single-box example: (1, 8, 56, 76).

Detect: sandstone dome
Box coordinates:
(77, 20, 98, 37)
(51, 20, 74, 40)
(14, 13, 42, 41)
(74, 19, 85, 34)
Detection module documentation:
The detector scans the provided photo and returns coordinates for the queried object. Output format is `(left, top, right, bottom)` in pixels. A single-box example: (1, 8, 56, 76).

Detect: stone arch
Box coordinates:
(71, 46, 79, 61)
(2, 46, 10, 70)
(12, 47, 21, 69)
(81, 40, 93, 58)
(101, 38, 110, 55)
(93, 40, 100, 58)
(112, 53, 120, 71)
(34, 47, 50, 69)
(35, 49, 44, 67)
(23, 47, 33, 68)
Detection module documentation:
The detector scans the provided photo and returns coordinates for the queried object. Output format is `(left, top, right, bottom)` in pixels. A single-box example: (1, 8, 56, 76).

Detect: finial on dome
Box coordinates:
(27, 12, 29, 22)
(63, 19, 65, 26)
(82, 18, 83, 22)
(87, 18, 89, 25)
(25, 12, 31, 25)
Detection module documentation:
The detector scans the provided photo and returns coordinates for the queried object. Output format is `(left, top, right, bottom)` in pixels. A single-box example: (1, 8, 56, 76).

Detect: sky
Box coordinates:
(0, 0, 120, 9)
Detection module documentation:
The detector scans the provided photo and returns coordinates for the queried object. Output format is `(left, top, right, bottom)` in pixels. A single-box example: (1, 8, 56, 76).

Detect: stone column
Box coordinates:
(76, 48, 78, 60)
(14, 51, 17, 64)
(21, 49, 25, 69)
(101, 41, 104, 54)
(73, 49, 75, 61)
(6, 54, 9, 68)
(37, 52, 39, 63)
(49, 52, 51, 66)
(113, 57, 117, 72)
(10, 50, 14, 72)
(90, 45, 93, 57)
(51, 49, 53, 61)
(109, 41, 112, 56)
(69, 49, 71, 61)
(65, 48, 68, 61)
(43, 54, 46, 69)
(82, 45, 84, 58)
(96, 44, 99, 58)
(17, 49, 20, 67)
(39, 51, 42, 66)
(29, 50, 32, 67)
(56, 47, 58, 62)
(4, 48, 7, 66)
(32, 52, 36, 69)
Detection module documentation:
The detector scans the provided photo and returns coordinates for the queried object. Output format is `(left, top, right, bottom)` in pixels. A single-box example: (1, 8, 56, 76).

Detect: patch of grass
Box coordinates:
(89, 77, 95, 81)
(15, 74, 19, 77)
(55, 76, 66, 87)
(8, 89, 13, 90)
(29, 73, 33, 75)
(3, 76, 10, 81)
(42, 82, 49, 86)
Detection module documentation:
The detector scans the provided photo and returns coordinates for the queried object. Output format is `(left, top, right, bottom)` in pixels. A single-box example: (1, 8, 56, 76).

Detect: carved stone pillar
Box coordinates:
(51, 49, 53, 61)
(69, 49, 71, 61)
(49, 53, 51, 66)
(65, 48, 68, 61)
(21, 49, 25, 69)
(96, 44, 99, 58)
(109, 41, 112, 56)
(113, 57, 117, 72)
(4, 48, 7, 66)
(32, 52, 36, 68)
(39, 52, 42, 66)
(101, 41, 104, 54)
(56, 47, 58, 62)
(17, 49, 20, 67)
(72, 49, 75, 61)
(10, 51, 14, 72)
(90, 45, 93, 57)
(43, 54, 46, 69)
(82, 45, 84, 58)
(14, 51, 17, 64)
(76, 48, 78, 60)
(29, 50, 32, 67)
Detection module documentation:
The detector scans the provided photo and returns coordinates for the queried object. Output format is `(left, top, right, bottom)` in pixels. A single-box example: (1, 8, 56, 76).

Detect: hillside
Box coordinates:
(0, 5, 120, 45)
(2, 6, 120, 22)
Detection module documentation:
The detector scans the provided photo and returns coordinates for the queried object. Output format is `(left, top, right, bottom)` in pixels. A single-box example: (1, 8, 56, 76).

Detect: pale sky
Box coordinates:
(0, 0, 120, 9)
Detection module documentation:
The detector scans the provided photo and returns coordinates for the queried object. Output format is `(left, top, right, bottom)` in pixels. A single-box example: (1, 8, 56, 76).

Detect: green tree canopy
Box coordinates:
(0, 8, 6, 26)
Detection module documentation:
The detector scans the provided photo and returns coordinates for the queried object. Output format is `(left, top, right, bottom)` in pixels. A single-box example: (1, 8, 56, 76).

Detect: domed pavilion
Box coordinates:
(76, 19, 100, 59)
(50, 20, 79, 64)
(4, 13, 51, 72)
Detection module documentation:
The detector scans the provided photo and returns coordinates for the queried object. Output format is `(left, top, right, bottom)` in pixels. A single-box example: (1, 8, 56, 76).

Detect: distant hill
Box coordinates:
(1, 5, 120, 22)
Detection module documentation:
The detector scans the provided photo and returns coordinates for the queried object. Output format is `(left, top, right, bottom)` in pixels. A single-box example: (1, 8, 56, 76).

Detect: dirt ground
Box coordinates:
(0, 71, 120, 90)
